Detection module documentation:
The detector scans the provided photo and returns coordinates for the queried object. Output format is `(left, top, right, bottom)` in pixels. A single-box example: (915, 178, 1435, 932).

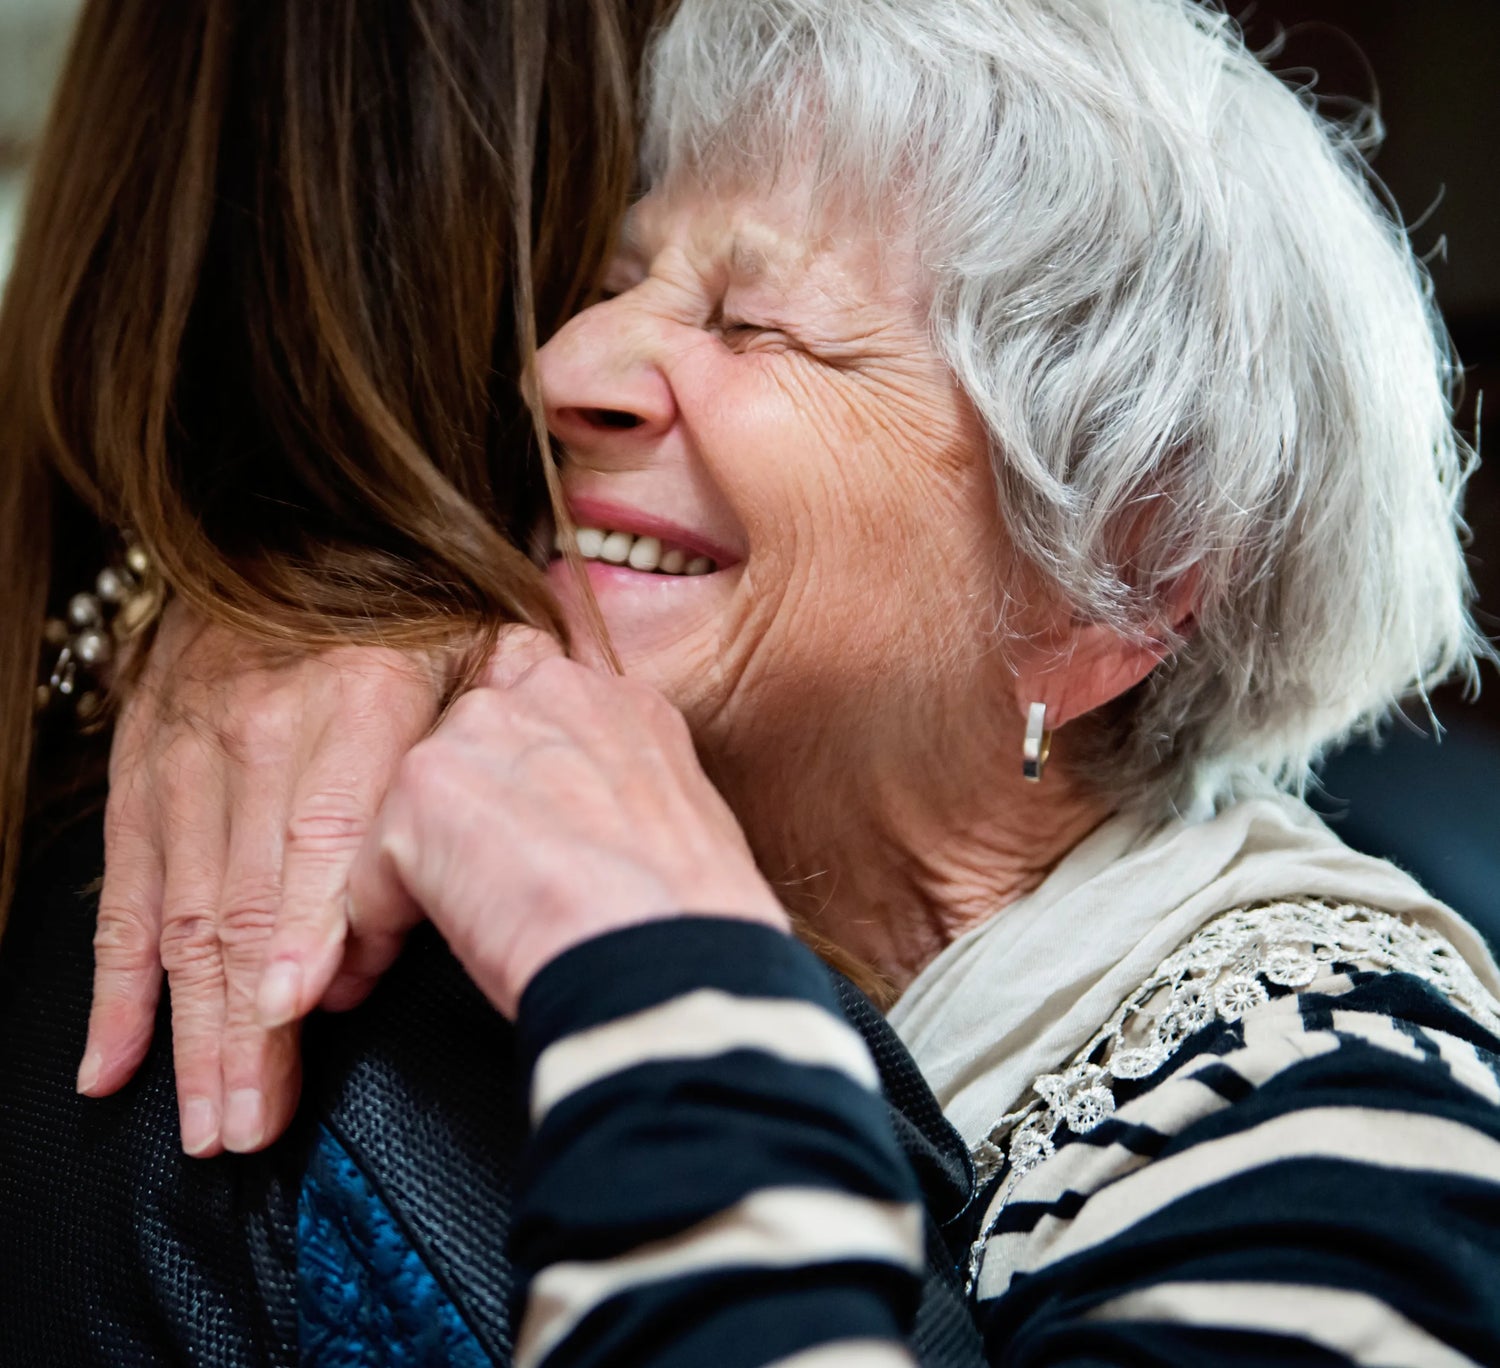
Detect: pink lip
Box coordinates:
(564, 495, 742, 568)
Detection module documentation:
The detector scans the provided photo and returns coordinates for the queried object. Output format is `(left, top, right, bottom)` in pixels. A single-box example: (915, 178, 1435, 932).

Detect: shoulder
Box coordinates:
(970, 900, 1500, 1365)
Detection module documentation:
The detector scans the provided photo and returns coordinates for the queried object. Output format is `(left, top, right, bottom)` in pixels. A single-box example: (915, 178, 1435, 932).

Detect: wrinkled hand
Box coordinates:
(81, 602, 446, 1156)
(346, 629, 789, 1020)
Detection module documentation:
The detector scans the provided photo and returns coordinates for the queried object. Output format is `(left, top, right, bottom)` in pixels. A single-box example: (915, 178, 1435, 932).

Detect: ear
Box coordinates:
(1010, 620, 1178, 730)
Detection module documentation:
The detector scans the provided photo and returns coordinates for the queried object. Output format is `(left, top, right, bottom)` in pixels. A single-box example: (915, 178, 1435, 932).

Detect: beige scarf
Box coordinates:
(888, 794, 1500, 1147)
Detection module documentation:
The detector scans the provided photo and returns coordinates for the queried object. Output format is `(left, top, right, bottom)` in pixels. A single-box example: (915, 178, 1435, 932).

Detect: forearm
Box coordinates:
(510, 917, 925, 1368)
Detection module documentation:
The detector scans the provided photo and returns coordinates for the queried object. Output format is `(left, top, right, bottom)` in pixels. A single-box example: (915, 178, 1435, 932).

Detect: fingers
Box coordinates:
(255, 723, 417, 1030)
(218, 1012, 302, 1155)
(84, 603, 208, 1101)
(87, 607, 455, 1157)
(478, 626, 565, 691)
(156, 754, 232, 1157)
(214, 758, 297, 1152)
(342, 790, 428, 1007)
(334, 652, 784, 1025)
(82, 760, 165, 1096)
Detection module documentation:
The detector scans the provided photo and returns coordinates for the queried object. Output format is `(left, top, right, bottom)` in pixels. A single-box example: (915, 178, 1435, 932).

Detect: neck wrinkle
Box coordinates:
(771, 761, 1116, 996)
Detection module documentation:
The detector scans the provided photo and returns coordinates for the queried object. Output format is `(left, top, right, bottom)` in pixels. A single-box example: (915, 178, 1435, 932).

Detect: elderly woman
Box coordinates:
(48, 0, 1500, 1362)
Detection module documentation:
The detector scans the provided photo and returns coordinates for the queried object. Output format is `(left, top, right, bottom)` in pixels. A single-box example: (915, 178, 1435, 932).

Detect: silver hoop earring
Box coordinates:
(1022, 702, 1053, 783)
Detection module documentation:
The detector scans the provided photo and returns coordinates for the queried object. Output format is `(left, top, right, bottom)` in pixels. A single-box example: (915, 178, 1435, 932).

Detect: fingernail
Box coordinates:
(181, 1097, 219, 1156)
(257, 961, 302, 1028)
(76, 1050, 103, 1095)
(222, 1089, 266, 1152)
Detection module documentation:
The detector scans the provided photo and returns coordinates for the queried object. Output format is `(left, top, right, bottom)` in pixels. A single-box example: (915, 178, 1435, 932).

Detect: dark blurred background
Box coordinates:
(1243, 1, 1500, 925)
(1242, 0, 1500, 712)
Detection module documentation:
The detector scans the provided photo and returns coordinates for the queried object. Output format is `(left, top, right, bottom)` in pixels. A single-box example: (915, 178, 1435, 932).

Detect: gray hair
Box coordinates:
(643, 0, 1488, 814)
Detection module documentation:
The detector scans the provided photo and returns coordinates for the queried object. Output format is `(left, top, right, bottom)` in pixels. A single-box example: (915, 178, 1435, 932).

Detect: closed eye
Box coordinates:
(719, 319, 793, 351)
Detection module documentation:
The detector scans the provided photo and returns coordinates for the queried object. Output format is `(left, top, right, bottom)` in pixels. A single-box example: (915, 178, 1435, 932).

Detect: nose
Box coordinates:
(537, 300, 678, 452)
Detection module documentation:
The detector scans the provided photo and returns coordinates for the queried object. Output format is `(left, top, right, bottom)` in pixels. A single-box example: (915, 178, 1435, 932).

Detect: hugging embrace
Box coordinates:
(4, 1, 1499, 1365)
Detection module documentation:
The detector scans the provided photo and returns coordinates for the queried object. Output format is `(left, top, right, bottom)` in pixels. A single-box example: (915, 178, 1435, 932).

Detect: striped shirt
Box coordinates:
(968, 901, 1500, 1365)
(510, 916, 927, 1368)
(507, 903, 1500, 1366)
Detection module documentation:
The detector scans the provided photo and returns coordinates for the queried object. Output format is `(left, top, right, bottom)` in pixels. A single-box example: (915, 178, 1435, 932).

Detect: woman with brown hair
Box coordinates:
(1, 0, 650, 1166)
(0, 1, 983, 1363)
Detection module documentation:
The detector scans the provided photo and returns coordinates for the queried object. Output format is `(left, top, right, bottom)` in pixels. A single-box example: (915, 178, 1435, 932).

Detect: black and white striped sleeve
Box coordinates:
(972, 972, 1500, 1365)
(509, 916, 925, 1368)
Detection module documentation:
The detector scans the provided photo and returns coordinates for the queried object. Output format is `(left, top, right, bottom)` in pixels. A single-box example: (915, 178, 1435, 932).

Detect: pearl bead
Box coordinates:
(125, 545, 151, 577)
(67, 593, 103, 629)
(74, 629, 112, 667)
(44, 618, 70, 648)
(96, 567, 126, 603)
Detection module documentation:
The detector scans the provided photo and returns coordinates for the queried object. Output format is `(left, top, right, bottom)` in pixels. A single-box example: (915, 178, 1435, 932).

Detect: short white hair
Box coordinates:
(643, 0, 1488, 813)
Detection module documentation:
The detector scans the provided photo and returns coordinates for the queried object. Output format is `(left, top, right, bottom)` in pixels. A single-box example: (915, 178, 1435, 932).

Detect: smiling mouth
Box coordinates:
(552, 526, 719, 577)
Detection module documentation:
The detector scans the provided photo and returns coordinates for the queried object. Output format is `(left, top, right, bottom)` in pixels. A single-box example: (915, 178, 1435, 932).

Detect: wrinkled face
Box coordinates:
(536, 176, 1014, 818)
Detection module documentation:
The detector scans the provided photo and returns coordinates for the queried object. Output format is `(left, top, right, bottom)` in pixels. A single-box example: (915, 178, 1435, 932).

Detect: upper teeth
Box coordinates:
(559, 527, 716, 576)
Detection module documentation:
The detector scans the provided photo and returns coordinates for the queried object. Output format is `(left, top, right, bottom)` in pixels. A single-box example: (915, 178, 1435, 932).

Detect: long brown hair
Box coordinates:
(0, 0, 663, 924)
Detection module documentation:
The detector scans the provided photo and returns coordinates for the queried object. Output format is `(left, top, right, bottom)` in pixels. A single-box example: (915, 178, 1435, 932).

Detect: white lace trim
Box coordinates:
(965, 899, 1500, 1290)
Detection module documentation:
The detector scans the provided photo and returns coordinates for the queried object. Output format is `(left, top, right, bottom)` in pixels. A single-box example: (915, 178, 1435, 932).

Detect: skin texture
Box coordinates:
(87, 175, 1169, 1152)
(536, 178, 1152, 981)
(344, 628, 788, 1019)
(81, 607, 444, 1155)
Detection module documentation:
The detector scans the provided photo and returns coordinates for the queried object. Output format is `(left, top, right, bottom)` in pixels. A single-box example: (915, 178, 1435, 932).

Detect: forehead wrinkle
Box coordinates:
(718, 201, 819, 281)
(623, 189, 928, 342)
(719, 225, 807, 292)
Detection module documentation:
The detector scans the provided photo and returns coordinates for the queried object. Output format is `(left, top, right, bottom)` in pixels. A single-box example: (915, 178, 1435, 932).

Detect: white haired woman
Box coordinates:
(66, 0, 1500, 1362)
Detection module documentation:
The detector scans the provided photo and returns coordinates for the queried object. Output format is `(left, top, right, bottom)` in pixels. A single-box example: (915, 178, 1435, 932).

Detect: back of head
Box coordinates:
(0, 0, 662, 914)
(646, 0, 1486, 813)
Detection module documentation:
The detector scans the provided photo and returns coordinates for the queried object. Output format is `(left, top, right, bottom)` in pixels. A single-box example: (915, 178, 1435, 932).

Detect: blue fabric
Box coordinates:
(298, 1124, 493, 1367)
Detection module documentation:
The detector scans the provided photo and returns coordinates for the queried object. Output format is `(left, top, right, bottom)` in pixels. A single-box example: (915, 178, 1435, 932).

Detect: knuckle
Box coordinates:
(395, 740, 455, 802)
(392, 744, 427, 792)
(107, 700, 154, 776)
(345, 650, 434, 703)
(286, 803, 367, 846)
(218, 907, 278, 952)
(658, 699, 693, 745)
(284, 803, 369, 857)
(159, 914, 222, 974)
(216, 878, 282, 947)
(237, 701, 300, 760)
(448, 686, 508, 733)
(92, 904, 157, 960)
(614, 677, 684, 736)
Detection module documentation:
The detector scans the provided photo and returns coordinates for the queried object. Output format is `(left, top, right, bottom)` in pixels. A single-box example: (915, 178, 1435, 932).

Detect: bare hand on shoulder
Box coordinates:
(346, 629, 789, 1019)
(81, 602, 446, 1156)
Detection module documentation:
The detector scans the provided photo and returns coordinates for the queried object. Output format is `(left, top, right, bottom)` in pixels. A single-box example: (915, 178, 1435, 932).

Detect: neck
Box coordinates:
(727, 735, 1114, 1002)
(811, 787, 1111, 997)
